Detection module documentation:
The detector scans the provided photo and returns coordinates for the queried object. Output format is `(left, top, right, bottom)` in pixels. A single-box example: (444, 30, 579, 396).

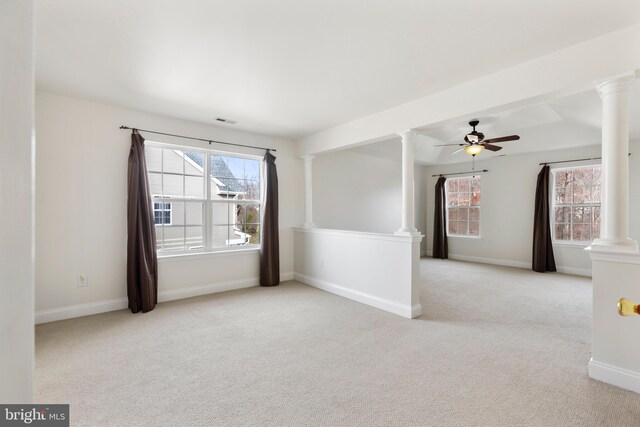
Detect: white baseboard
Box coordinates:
(35, 272, 295, 325)
(35, 298, 129, 325)
(294, 273, 416, 319)
(425, 251, 591, 277)
(588, 358, 640, 394)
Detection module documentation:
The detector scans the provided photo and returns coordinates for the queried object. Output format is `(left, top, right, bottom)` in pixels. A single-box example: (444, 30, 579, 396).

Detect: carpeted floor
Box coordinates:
(36, 259, 640, 426)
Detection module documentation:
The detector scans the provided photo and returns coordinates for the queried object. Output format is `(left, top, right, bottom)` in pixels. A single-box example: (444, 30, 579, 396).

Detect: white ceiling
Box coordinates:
(350, 84, 640, 164)
(35, 0, 640, 138)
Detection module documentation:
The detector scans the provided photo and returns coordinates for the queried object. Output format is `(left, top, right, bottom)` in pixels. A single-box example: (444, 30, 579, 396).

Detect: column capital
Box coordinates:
(596, 73, 636, 98)
(300, 154, 315, 160)
(397, 129, 419, 141)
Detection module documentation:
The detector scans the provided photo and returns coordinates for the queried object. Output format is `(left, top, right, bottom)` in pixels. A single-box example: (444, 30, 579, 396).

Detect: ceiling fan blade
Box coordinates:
(451, 146, 466, 155)
(434, 143, 465, 147)
(483, 143, 502, 152)
(482, 135, 520, 144)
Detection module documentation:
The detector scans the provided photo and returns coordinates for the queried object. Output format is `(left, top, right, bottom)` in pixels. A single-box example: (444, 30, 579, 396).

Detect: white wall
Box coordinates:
(35, 92, 303, 321)
(294, 228, 421, 318)
(423, 144, 605, 276)
(0, 0, 35, 402)
(312, 145, 427, 248)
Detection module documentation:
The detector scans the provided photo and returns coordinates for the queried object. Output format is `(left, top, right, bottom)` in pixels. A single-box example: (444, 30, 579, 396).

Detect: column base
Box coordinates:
(395, 228, 420, 237)
(588, 238, 639, 253)
(302, 223, 317, 229)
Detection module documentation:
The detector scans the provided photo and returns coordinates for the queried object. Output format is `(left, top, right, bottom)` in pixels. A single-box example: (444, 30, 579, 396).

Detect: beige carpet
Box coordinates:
(36, 259, 640, 426)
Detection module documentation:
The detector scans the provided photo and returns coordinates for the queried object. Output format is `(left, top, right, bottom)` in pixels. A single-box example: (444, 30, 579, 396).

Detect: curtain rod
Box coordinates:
(119, 126, 276, 152)
(432, 169, 488, 177)
(539, 153, 630, 166)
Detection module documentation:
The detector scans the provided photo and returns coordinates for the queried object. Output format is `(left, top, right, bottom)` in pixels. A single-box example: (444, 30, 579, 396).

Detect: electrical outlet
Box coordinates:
(77, 274, 88, 288)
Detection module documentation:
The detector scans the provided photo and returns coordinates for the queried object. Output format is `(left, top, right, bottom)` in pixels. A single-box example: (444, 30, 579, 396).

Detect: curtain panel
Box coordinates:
(260, 150, 280, 286)
(127, 131, 158, 312)
(432, 176, 448, 259)
(532, 165, 557, 272)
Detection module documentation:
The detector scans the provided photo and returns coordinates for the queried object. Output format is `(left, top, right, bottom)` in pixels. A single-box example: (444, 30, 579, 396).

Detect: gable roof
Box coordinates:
(184, 151, 244, 194)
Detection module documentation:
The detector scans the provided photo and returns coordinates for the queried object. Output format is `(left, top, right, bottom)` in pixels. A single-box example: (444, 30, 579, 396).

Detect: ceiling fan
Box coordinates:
(435, 120, 520, 156)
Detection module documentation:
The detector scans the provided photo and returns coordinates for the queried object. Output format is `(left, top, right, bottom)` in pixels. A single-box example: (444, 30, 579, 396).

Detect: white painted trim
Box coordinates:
(586, 246, 640, 264)
(158, 247, 259, 263)
(35, 272, 295, 324)
(446, 253, 531, 270)
(555, 266, 592, 277)
(424, 251, 591, 277)
(294, 273, 415, 319)
(589, 358, 640, 395)
(35, 298, 128, 325)
(293, 227, 422, 243)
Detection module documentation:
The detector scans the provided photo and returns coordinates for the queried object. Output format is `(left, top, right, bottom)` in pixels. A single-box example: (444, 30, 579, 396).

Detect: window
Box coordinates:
(446, 176, 481, 237)
(552, 165, 601, 243)
(145, 144, 261, 255)
(153, 202, 171, 225)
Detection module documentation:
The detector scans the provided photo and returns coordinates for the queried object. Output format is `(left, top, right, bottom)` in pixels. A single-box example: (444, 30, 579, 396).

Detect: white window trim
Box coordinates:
(146, 141, 263, 256)
(445, 175, 481, 238)
(550, 164, 602, 246)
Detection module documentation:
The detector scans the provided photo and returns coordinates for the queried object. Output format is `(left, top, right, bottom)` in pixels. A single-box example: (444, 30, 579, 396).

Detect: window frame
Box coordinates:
(550, 164, 602, 246)
(145, 141, 263, 257)
(445, 175, 481, 239)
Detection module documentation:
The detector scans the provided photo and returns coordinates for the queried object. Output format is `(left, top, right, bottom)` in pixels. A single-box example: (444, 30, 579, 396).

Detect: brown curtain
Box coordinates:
(260, 150, 280, 286)
(127, 130, 158, 312)
(532, 165, 556, 272)
(432, 176, 448, 259)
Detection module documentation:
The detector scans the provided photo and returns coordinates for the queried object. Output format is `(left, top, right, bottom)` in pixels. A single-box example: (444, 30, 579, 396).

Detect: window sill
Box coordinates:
(158, 247, 259, 263)
(447, 235, 482, 240)
(552, 241, 592, 248)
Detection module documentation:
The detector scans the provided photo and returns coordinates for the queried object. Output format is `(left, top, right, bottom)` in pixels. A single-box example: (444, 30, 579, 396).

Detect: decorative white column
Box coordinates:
(302, 155, 316, 228)
(590, 74, 638, 252)
(396, 130, 419, 236)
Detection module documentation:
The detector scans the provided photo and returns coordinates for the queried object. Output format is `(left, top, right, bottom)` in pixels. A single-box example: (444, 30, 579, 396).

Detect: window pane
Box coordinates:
(185, 176, 204, 199)
(145, 146, 162, 172)
(470, 177, 481, 193)
(185, 202, 203, 226)
(458, 178, 470, 193)
(457, 193, 469, 206)
(183, 151, 204, 176)
(469, 207, 480, 222)
(448, 180, 458, 193)
(469, 221, 480, 236)
(211, 202, 231, 225)
(456, 221, 468, 235)
(154, 225, 163, 251)
(162, 226, 185, 252)
(240, 224, 260, 244)
(448, 207, 458, 221)
(163, 149, 184, 174)
(555, 170, 567, 187)
(555, 224, 570, 240)
(555, 188, 570, 205)
(572, 224, 591, 241)
(185, 226, 204, 251)
(163, 174, 184, 198)
(448, 220, 457, 235)
(447, 193, 458, 207)
(149, 173, 162, 196)
(573, 182, 590, 204)
(470, 191, 480, 206)
(457, 208, 469, 221)
(555, 207, 571, 223)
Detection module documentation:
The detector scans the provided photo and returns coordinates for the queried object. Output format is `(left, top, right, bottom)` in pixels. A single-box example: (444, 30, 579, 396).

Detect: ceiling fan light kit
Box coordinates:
(464, 144, 484, 155)
(434, 119, 520, 156)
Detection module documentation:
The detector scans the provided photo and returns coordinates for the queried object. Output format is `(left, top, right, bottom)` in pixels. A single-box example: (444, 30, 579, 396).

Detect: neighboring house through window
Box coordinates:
(552, 165, 601, 243)
(446, 176, 481, 237)
(145, 144, 261, 255)
(153, 201, 171, 225)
